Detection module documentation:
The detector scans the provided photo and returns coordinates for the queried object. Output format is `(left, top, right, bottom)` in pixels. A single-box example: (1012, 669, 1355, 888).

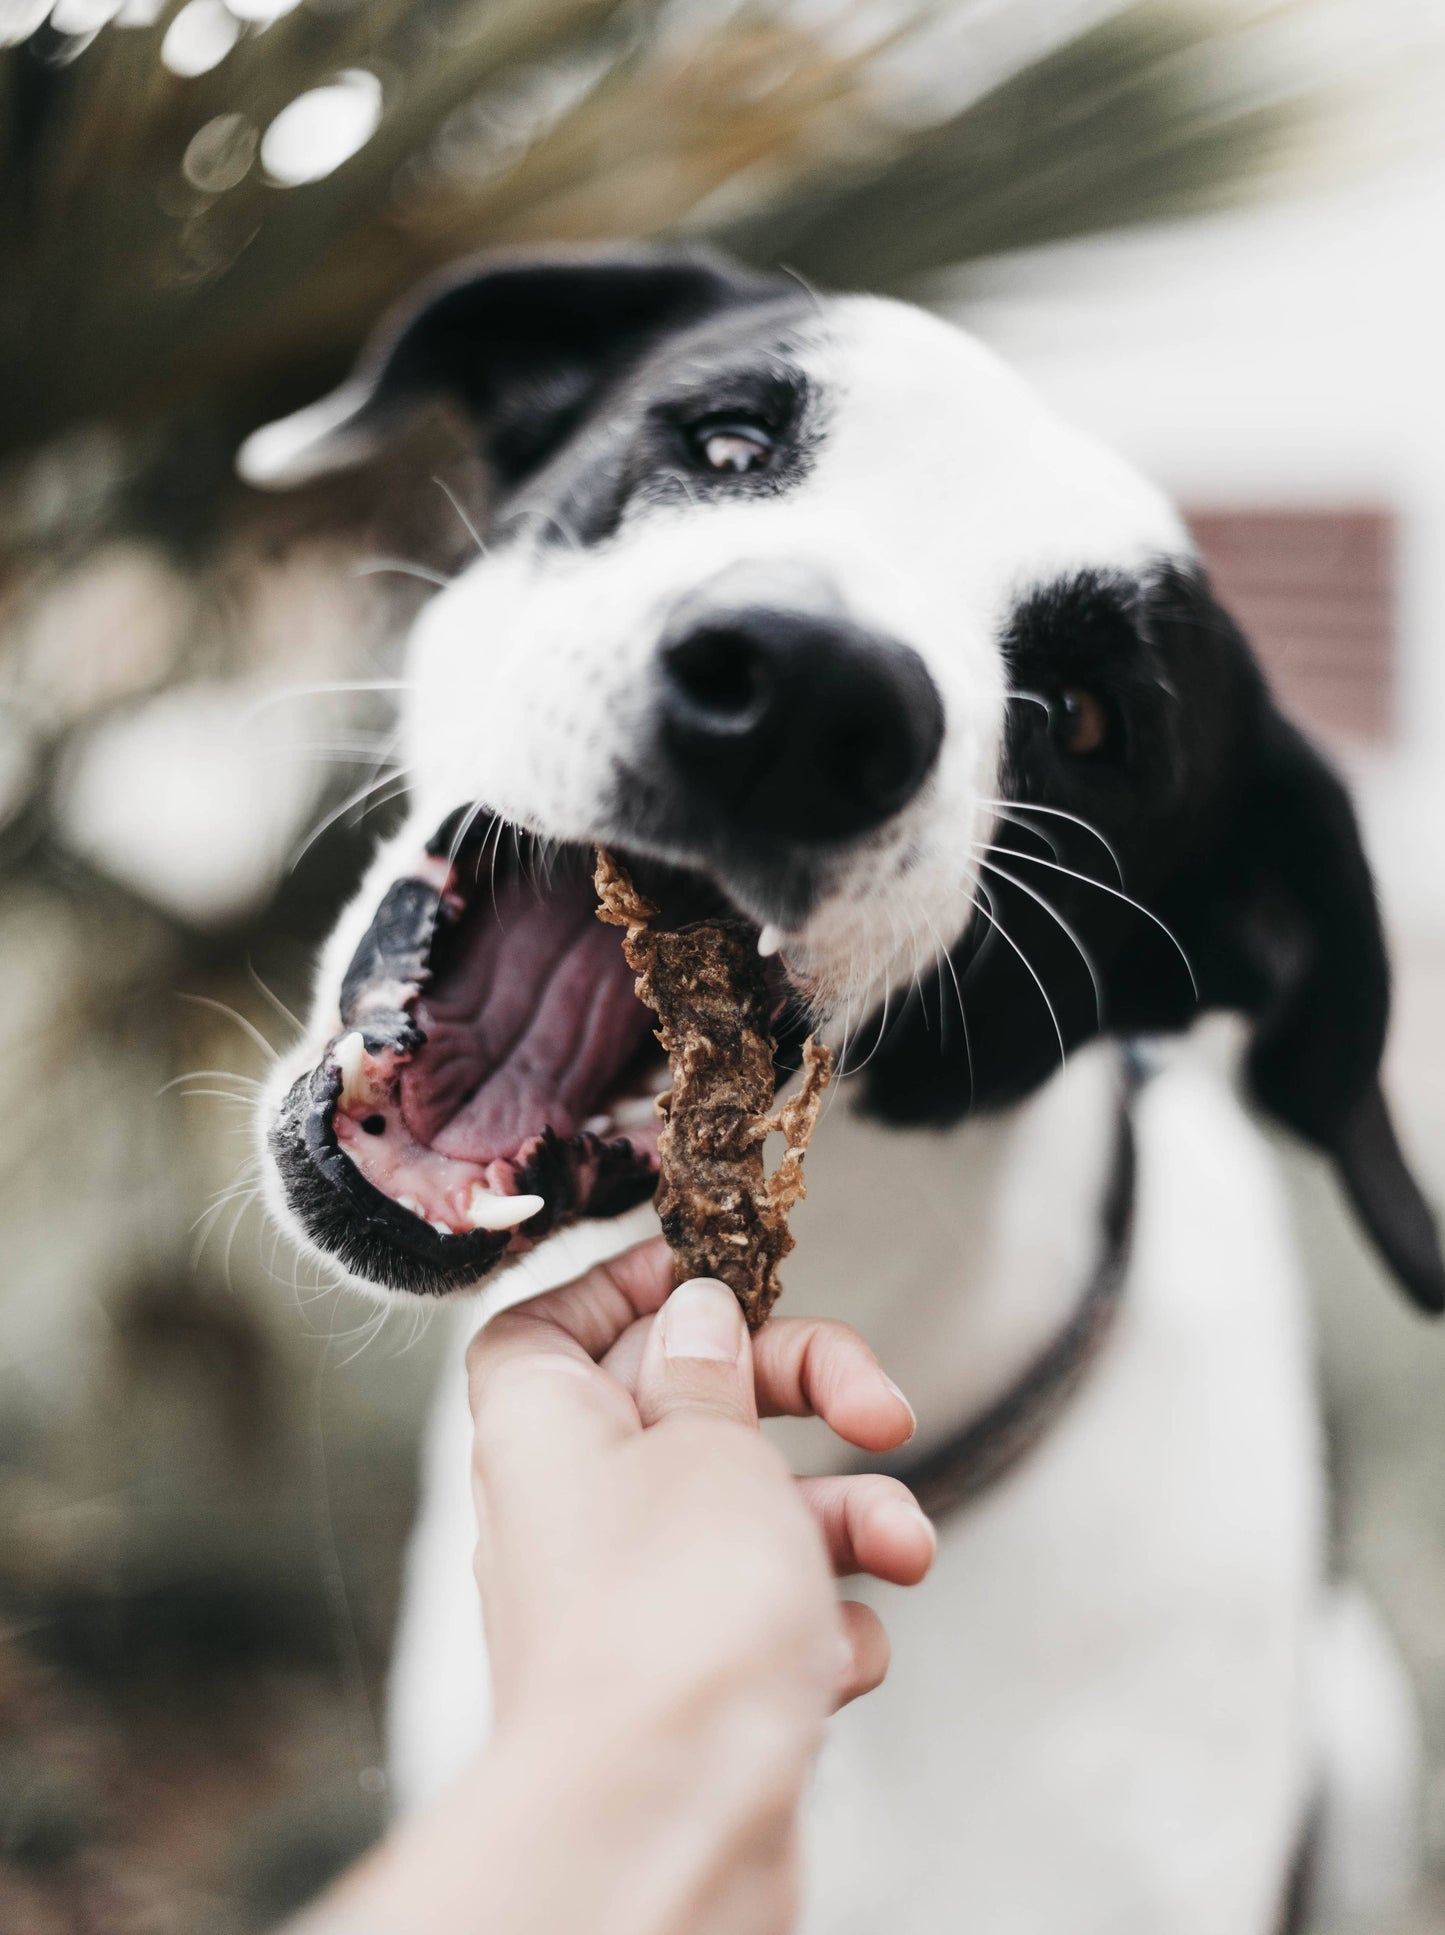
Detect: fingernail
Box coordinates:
(661, 1279, 744, 1361)
(883, 1374, 917, 1442)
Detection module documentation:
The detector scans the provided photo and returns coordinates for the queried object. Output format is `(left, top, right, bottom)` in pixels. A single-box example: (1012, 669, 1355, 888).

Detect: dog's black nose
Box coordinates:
(657, 607, 944, 842)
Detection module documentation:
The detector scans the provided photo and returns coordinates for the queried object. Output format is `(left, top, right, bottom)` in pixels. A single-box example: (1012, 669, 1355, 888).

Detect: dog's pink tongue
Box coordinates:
(399, 876, 655, 1165)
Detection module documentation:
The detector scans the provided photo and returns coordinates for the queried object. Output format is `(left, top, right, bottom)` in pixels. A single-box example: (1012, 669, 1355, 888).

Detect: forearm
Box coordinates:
(283, 1692, 814, 1935)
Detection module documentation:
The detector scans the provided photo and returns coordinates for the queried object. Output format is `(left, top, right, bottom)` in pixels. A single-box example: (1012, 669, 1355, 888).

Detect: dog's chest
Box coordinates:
(795, 1052, 1328, 1934)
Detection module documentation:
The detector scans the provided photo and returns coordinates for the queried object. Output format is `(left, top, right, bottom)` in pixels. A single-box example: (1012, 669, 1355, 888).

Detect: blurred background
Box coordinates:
(2, 0, 1444, 1927)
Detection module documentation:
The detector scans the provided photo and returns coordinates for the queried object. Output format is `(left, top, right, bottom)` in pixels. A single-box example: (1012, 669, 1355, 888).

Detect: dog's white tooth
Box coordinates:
(334, 1030, 369, 1110)
(397, 1194, 426, 1219)
(612, 1095, 660, 1128)
(431, 1221, 452, 1237)
(582, 1114, 612, 1136)
(757, 924, 784, 958)
(465, 1185, 545, 1231)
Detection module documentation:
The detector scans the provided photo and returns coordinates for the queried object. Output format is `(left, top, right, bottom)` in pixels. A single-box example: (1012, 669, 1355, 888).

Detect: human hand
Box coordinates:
(469, 1237, 934, 1734)
(286, 1240, 931, 1935)
(460, 1237, 932, 1935)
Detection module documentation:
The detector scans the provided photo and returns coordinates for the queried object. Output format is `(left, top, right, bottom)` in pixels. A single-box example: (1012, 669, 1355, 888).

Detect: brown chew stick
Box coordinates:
(594, 848, 833, 1330)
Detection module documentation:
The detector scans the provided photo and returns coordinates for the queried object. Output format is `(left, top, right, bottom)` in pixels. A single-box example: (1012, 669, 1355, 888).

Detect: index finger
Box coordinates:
(465, 1241, 671, 1504)
(465, 1237, 673, 1412)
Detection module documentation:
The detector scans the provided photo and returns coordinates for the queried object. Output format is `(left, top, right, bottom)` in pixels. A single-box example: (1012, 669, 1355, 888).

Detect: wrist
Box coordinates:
(477, 1680, 814, 1935)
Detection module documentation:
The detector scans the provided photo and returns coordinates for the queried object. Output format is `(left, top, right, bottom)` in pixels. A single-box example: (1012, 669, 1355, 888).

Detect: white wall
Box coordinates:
(948, 153, 1445, 934)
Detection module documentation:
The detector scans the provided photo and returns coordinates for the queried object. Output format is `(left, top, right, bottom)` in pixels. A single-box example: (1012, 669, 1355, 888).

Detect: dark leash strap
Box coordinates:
(888, 1073, 1139, 1522)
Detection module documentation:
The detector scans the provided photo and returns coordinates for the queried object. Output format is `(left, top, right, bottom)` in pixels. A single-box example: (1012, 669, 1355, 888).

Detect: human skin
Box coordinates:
(288, 1239, 933, 1935)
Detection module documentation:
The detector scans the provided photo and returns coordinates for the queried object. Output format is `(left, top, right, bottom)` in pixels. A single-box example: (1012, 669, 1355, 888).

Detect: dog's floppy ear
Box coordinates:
(1172, 620, 1444, 1314)
(238, 247, 782, 492)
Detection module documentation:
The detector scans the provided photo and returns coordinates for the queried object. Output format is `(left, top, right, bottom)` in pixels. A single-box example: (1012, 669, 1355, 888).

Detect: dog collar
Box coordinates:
(889, 1070, 1138, 1522)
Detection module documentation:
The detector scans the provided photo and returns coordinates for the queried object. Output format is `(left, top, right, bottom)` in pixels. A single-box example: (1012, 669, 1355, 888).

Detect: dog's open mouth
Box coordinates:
(270, 811, 782, 1294)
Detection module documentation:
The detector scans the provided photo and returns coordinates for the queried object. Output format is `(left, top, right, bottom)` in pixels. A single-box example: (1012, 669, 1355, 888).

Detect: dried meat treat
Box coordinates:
(594, 848, 832, 1329)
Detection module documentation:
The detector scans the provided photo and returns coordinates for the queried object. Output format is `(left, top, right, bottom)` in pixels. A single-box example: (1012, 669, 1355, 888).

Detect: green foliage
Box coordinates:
(0, 1, 1303, 467)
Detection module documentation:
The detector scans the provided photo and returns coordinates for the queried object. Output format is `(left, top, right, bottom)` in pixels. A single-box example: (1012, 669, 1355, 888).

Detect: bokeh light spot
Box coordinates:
(223, 0, 302, 21)
(49, 0, 122, 35)
(182, 112, 259, 192)
(160, 0, 239, 77)
(261, 70, 383, 187)
(0, 0, 52, 47)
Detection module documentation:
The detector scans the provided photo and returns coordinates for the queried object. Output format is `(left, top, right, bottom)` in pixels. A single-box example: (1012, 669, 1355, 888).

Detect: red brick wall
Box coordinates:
(1186, 509, 1395, 744)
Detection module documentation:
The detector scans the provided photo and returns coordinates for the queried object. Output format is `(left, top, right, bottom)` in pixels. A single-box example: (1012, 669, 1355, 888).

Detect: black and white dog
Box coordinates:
(242, 249, 1443, 1933)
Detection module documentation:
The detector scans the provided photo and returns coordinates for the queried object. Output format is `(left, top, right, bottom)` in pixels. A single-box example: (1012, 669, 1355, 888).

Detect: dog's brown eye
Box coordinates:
(694, 422, 774, 474)
(1054, 687, 1109, 757)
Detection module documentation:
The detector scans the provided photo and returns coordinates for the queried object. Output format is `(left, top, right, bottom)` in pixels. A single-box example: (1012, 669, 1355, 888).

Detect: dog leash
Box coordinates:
(889, 1067, 1139, 1522)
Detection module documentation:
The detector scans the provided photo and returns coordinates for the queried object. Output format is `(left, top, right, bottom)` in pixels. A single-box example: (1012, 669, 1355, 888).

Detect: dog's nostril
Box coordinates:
(662, 628, 770, 729)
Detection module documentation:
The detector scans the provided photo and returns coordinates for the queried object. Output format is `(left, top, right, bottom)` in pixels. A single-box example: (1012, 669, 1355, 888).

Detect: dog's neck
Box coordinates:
(772, 1040, 1130, 1476)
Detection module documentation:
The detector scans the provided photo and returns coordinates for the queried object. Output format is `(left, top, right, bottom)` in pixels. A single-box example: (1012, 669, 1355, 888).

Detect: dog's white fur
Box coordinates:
(259, 296, 1419, 1931)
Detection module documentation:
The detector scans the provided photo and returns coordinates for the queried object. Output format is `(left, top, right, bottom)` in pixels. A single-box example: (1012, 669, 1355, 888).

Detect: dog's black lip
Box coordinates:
(271, 1063, 516, 1296)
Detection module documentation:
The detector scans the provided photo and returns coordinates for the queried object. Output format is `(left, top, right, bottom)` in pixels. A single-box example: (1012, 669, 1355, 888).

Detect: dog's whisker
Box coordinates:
(972, 877, 1067, 1072)
(486, 812, 507, 923)
(157, 1068, 265, 1097)
(239, 679, 413, 726)
(216, 1190, 256, 1295)
(191, 1175, 264, 1233)
(843, 962, 895, 1079)
(173, 1087, 261, 1109)
(978, 854, 1104, 1030)
(190, 1178, 262, 1257)
(288, 769, 408, 873)
(504, 504, 584, 553)
(776, 262, 823, 313)
(335, 1304, 392, 1369)
(979, 845, 1198, 998)
(987, 801, 1062, 865)
(288, 736, 402, 763)
(446, 799, 492, 870)
(924, 909, 974, 1104)
(979, 798, 1124, 886)
(433, 474, 488, 558)
(178, 993, 279, 1065)
(353, 557, 453, 589)
(247, 963, 303, 1038)
(1003, 689, 1052, 717)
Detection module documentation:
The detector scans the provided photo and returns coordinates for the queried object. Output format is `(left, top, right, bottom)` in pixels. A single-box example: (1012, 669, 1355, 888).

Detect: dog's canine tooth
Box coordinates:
(465, 1185, 545, 1231)
(397, 1194, 426, 1219)
(611, 1095, 660, 1128)
(582, 1113, 612, 1135)
(757, 924, 784, 958)
(333, 1031, 370, 1110)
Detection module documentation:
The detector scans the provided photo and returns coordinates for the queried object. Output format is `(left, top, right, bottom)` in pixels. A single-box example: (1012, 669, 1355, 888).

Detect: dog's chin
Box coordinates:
(267, 810, 800, 1298)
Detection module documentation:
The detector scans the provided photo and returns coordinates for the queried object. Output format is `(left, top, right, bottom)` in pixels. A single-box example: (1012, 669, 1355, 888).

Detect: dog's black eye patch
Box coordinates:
(512, 318, 819, 546)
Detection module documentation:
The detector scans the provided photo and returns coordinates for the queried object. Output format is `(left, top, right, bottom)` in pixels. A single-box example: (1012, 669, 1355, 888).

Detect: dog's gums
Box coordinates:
(269, 813, 798, 1292)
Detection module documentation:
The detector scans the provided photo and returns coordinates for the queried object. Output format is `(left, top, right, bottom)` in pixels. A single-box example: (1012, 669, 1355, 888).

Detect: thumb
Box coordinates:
(635, 1279, 759, 1430)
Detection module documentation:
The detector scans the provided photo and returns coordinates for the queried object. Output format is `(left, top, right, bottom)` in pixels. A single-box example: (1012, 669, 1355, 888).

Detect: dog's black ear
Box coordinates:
(238, 246, 782, 492)
(1173, 640, 1444, 1314)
